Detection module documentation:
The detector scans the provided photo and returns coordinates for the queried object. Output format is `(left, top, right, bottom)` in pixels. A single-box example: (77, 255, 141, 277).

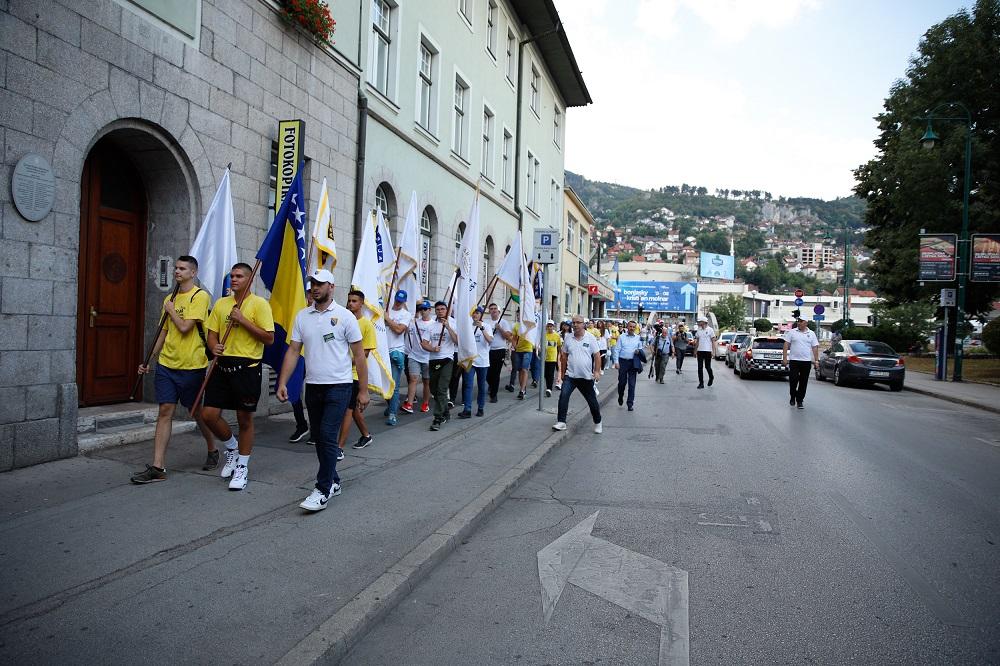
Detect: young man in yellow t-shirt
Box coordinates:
(202, 262, 275, 491)
(131, 256, 218, 484)
(543, 320, 562, 398)
(337, 289, 377, 456)
(511, 319, 535, 400)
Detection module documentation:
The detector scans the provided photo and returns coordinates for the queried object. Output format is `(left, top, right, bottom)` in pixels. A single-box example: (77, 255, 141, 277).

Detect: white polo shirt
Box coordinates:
(563, 332, 600, 379)
(384, 305, 413, 353)
(406, 317, 432, 364)
(290, 301, 362, 384)
(784, 327, 819, 361)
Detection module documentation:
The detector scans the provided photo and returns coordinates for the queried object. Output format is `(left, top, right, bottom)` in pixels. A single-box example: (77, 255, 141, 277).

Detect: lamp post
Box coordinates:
(750, 289, 757, 326)
(919, 102, 973, 382)
(842, 229, 851, 325)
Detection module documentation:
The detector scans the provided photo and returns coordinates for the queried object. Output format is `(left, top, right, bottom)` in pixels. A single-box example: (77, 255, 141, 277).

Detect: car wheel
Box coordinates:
(834, 365, 847, 387)
(889, 380, 903, 392)
(740, 365, 751, 380)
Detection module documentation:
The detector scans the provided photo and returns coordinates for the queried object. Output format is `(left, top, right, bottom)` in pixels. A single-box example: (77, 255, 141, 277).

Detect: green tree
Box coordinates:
(734, 230, 766, 258)
(710, 294, 746, 331)
(753, 318, 772, 333)
(869, 301, 937, 342)
(696, 230, 730, 255)
(853, 0, 999, 315)
(983, 318, 1000, 353)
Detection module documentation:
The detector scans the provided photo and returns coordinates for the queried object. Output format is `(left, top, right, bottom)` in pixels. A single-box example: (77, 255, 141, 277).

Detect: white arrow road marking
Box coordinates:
(538, 511, 690, 666)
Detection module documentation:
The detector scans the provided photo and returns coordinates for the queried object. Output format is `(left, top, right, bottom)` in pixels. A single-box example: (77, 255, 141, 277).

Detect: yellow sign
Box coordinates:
(275, 119, 305, 215)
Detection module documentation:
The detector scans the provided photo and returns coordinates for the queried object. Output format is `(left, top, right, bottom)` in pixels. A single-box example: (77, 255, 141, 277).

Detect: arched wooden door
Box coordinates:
(77, 139, 147, 405)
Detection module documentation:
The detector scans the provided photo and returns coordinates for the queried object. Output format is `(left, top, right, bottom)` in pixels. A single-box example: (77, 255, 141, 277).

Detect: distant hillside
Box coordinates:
(564, 171, 866, 232)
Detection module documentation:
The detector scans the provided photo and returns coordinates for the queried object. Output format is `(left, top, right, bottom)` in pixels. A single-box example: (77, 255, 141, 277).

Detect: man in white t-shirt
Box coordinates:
(423, 300, 458, 430)
(693, 316, 717, 389)
(383, 289, 413, 426)
(403, 301, 433, 414)
(782, 316, 820, 409)
(277, 269, 366, 512)
(552, 315, 603, 433)
(485, 302, 513, 401)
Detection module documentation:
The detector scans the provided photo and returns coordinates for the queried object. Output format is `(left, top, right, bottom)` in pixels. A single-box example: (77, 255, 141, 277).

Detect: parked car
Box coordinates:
(816, 339, 905, 391)
(737, 336, 789, 379)
(716, 332, 739, 360)
(726, 332, 752, 367)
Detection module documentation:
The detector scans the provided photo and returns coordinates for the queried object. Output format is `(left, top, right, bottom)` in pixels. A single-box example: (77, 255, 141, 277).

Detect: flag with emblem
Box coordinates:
(310, 176, 337, 271)
(350, 210, 396, 399)
(256, 164, 307, 403)
(454, 193, 480, 369)
(394, 191, 421, 314)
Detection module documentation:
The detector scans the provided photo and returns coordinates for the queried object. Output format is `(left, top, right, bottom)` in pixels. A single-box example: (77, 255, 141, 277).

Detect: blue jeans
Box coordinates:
(530, 351, 541, 382)
(463, 366, 489, 411)
(388, 350, 405, 416)
(304, 383, 352, 494)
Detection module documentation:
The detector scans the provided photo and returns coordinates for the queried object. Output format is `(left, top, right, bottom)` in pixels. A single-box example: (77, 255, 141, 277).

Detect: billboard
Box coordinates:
(918, 234, 956, 281)
(971, 234, 1000, 282)
(699, 251, 735, 280)
(615, 281, 698, 312)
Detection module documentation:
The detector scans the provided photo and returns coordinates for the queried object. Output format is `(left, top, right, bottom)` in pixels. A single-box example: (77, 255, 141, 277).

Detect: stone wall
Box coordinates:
(0, 0, 360, 470)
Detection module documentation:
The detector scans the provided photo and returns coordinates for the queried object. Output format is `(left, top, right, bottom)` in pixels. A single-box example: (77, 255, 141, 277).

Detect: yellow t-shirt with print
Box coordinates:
(352, 316, 377, 380)
(205, 293, 275, 359)
(610, 326, 620, 346)
(512, 323, 534, 353)
(544, 331, 561, 362)
(158, 288, 211, 370)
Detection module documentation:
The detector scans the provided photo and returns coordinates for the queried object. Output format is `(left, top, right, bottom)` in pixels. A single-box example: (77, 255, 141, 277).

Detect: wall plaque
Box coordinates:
(11, 153, 56, 222)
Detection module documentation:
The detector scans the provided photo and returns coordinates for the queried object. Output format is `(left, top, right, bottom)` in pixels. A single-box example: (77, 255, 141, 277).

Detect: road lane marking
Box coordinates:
(538, 511, 690, 666)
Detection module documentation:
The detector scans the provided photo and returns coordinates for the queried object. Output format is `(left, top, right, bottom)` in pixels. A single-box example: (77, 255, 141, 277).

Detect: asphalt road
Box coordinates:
(341, 360, 1000, 665)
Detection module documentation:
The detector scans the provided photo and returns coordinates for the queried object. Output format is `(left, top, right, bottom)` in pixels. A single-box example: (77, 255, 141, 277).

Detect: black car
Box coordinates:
(816, 339, 905, 391)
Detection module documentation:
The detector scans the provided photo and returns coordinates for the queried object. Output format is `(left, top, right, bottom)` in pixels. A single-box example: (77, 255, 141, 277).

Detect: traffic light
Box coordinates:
(637, 303, 644, 321)
(792, 309, 801, 319)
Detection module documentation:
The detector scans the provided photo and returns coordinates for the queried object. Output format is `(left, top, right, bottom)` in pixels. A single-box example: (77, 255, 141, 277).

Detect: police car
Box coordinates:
(736, 336, 789, 379)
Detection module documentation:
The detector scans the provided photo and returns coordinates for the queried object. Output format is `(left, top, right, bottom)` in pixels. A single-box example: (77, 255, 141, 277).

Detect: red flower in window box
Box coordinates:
(280, 0, 336, 42)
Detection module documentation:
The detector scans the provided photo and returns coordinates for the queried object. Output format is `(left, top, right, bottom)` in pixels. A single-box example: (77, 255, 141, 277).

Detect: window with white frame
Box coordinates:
(579, 225, 586, 256)
(481, 107, 494, 180)
(458, 0, 471, 25)
(487, 1, 498, 57)
(418, 39, 438, 133)
(505, 29, 515, 82)
(375, 185, 389, 218)
(530, 65, 540, 115)
(550, 180, 561, 226)
(553, 107, 562, 148)
(452, 76, 469, 158)
(501, 129, 513, 194)
(526, 152, 539, 212)
(370, 0, 396, 97)
(567, 216, 575, 254)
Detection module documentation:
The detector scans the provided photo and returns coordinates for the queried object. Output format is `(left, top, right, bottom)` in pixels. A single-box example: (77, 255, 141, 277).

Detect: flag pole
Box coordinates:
(437, 267, 460, 345)
(130, 282, 180, 401)
(478, 274, 499, 308)
(385, 246, 403, 305)
(191, 259, 263, 414)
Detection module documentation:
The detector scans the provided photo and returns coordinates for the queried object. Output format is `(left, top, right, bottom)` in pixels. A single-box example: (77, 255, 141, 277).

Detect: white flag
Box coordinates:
(189, 168, 237, 302)
(454, 194, 481, 369)
(310, 177, 337, 271)
(518, 246, 537, 340)
(394, 191, 422, 313)
(495, 231, 523, 292)
(351, 211, 396, 399)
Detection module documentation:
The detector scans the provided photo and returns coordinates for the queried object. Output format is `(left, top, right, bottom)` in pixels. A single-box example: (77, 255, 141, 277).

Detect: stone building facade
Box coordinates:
(0, 0, 360, 469)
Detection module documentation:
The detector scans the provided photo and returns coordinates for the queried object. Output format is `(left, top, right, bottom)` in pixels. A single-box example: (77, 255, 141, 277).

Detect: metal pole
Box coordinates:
(953, 126, 973, 382)
(538, 266, 547, 411)
(843, 228, 850, 324)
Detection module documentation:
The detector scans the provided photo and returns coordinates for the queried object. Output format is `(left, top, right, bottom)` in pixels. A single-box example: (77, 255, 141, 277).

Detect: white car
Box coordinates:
(716, 332, 738, 360)
(737, 336, 789, 379)
(726, 332, 752, 368)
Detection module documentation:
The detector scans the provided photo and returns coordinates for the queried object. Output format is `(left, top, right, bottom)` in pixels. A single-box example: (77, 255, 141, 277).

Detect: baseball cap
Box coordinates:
(394, 289, 408, 303)
(697, 316, 708, 323)
(547, 319, 555, 325)
(418, 300, 432, 310)
(308, 269, 335, 284)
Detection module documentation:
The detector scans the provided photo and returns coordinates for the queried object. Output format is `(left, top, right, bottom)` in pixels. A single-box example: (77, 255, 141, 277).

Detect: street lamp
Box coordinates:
(750, 289, 757, 324)
(919, 102, 973, 382)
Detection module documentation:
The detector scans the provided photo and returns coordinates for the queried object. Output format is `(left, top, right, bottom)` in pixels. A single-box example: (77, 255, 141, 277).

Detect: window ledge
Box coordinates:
(530, 107, 541, 121)
(500, 188, 513, 200)
(414, 123, 440, 145)
(480, 174, 496, 187)
(459, 11, 473, 33)
(450, 150, 471, 168)
(366, 84, 400, 114)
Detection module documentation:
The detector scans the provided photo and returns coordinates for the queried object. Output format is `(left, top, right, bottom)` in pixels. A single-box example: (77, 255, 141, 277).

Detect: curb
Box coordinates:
(903, 385, 1000, 415)
(275, 387, 615, 666)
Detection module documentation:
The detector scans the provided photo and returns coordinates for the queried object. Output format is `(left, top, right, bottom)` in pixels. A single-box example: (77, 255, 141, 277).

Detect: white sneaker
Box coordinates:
(228, 464, 248, 490)
(299, 488, 330, 512)
(552, 422, 567, 431)
(220, 449, 238, 478)
(593, 422, 603, 434)
(329, 482, 342, 496)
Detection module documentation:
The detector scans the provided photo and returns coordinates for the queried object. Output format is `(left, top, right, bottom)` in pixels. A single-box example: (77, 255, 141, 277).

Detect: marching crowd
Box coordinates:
(130, 256, 726, 513)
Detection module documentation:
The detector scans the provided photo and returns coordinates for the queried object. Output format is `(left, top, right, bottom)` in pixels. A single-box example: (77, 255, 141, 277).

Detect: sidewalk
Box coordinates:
(904, 370, 1000, 414)
(0, 381, 612, 665)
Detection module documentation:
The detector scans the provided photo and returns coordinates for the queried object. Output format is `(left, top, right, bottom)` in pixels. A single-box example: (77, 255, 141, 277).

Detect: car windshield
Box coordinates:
(752, 339, 785, 350)
(734, 334, 750, 345)
(720, 333, 735, 341)
(849, 341, 896, 355)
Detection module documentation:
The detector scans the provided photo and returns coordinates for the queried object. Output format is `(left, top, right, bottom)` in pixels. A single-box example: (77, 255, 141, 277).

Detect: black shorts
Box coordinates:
(347, 380, 360, 409)
(204, 357, 263, 412)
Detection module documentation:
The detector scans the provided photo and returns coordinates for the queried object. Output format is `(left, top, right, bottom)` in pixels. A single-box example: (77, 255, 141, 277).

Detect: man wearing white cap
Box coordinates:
(782, 315, 819, 409)
(694, 316, 717, 389)
(384, 289, 413, 426)
(277, 269, 368, 511)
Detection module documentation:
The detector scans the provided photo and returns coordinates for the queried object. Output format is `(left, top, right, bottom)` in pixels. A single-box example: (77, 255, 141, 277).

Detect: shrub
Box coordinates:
(984, 319, 1000, 354)
(753, 318, 772, 333)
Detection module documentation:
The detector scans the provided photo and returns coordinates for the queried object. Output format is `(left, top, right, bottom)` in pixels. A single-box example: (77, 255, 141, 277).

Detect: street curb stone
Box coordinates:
(903, 385, 1000, 415)
(275, 387, 615, 666)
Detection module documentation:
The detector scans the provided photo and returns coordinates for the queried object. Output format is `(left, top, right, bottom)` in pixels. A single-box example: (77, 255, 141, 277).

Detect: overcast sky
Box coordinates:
(558, 0, 971, 201)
